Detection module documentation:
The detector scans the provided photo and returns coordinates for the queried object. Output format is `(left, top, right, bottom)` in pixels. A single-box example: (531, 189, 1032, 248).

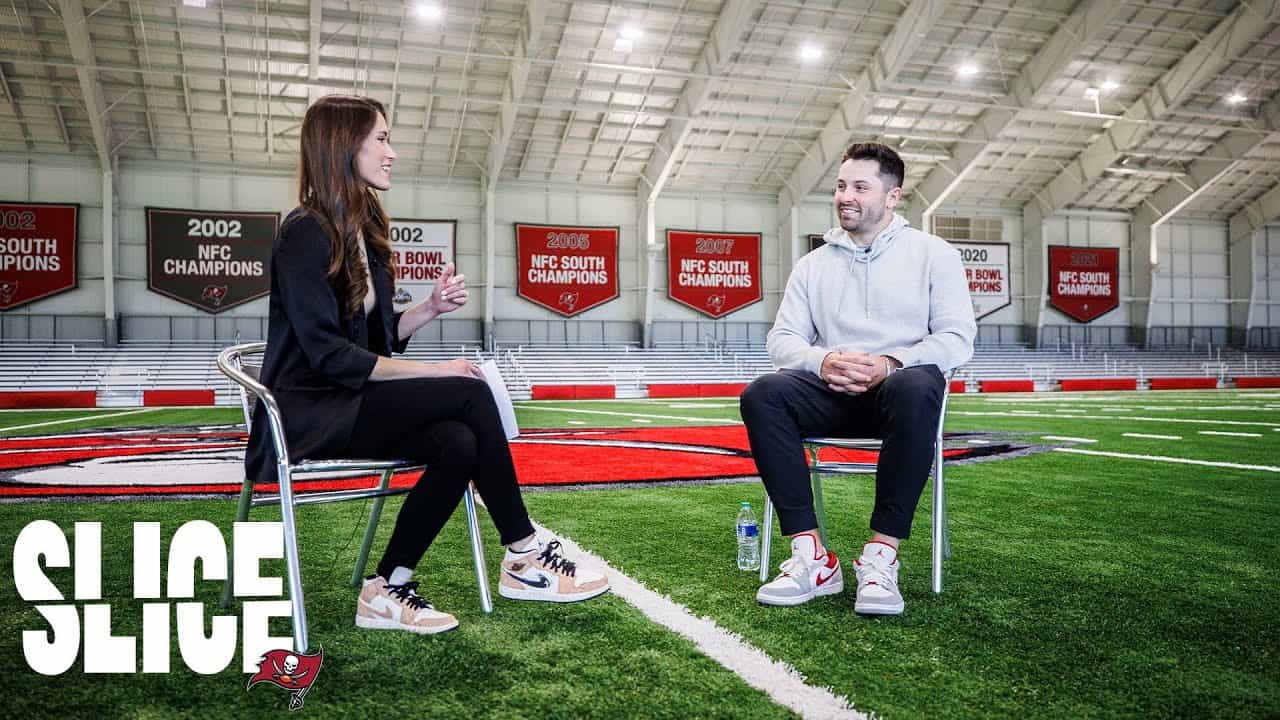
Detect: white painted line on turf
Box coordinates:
(567, 420, 586, 425)
(0, 407, 161, 433)
(1122, 433, 1182, 440)
(530, 405, 739, 424)
(528, 520, 865, 720)
(1040, 435, 1096, 443)
(950, 410, 1279, 428)
(1053, 447, 1280, 473)
(631, 418, 653, 423)
(1198, 430, 1263, 438)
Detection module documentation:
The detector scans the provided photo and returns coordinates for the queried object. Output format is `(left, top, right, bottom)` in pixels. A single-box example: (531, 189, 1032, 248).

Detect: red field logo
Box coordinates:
(0, 425, 1037, 500)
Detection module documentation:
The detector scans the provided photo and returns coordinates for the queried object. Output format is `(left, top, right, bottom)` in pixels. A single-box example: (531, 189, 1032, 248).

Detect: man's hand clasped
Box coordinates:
(821, 351, 901, 394)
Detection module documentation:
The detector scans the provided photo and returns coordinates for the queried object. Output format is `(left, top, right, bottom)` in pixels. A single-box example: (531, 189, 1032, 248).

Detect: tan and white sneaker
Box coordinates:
(854, 541, 903, 615)
(498, 539, 610, 603)
(355, 576, 459, 634)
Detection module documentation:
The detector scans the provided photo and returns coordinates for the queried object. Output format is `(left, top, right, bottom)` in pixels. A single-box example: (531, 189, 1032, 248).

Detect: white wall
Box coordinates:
(1150, 220, 1230, 327)
(1257, 223, 1280, 329)
(1040, 212, 1131, 328)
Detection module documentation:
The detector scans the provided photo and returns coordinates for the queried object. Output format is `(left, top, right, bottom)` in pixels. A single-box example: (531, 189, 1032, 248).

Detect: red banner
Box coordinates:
(0, 202, 78, 310)
(667, 229, 761, 318)
(516, 223, 619, 317)
(1048, 245, 1119, 323)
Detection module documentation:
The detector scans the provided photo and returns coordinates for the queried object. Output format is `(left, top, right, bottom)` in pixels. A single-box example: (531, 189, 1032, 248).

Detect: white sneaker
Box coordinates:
(756, 532, 843, 607)
(854, 541, 903, 615)
(499, 538, 610, 603)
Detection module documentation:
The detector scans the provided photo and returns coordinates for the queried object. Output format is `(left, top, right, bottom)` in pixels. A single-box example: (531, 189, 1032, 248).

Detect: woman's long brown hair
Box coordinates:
(297, 94, 395, 319)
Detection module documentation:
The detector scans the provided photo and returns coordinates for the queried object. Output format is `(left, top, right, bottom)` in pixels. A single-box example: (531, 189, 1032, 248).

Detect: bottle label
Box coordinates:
(736, 523, 758, 538)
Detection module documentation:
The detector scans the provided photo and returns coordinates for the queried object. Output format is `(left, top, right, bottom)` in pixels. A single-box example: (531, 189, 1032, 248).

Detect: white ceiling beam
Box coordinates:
(0, 64, 33, 151)
(59, 0, 113, 167)
(1136, 90, 1280, 229)
(1229, 183, 1280, 245)
(1024, 0, 1280, 228)
(913, 0, 1125, 218)
(639, 0, 757, 201)
(485, 0, 544, 191)
(778, 0, 946, 209)
(307, 0, 322, 106)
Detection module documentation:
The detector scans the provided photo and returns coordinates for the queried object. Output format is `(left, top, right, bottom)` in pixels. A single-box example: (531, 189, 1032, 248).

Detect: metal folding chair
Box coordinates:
(759, 370, 956, 593)
(217, 342, 493, 653)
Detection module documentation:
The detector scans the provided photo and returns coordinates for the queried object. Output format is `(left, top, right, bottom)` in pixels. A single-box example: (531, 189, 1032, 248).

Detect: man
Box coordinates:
(740, 142, 975, 615)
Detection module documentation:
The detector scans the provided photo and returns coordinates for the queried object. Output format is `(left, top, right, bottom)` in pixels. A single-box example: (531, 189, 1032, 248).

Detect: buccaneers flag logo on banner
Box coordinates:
(248, 646, 324, 711)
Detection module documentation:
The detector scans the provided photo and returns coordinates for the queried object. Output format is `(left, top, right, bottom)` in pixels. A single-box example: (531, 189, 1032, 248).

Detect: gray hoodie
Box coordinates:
(767, 213, 976, 375)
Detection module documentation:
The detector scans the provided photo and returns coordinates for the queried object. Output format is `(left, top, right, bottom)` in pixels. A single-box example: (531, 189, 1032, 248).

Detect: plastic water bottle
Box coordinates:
(736, 502, 760, 571)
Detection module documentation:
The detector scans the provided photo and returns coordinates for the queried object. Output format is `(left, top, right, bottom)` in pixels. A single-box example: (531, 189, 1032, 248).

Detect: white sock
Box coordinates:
(388, 566, 413, 586)
(508, 535, 539, 554)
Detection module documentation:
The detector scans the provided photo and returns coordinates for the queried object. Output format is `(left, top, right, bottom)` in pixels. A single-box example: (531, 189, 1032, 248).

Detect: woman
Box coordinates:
(245, 95, 609, 635)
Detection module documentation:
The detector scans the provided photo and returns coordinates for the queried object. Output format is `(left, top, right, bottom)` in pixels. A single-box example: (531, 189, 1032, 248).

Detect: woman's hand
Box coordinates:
(436, 358, 484, 379)
(428, 263, 468, 315)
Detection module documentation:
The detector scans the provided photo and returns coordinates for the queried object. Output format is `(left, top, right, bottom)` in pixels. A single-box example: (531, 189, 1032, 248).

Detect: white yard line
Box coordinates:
(1040, 435, 1097, 443)
(530, 520, 865, 720)
(949, 410, 1280, 428)
(1053, 447, 1280, 473)
(0, 408, 161, 433)
(1122, 433, 1182, 440)
(527, 405, 739, 424)
(1198, 430, 1263, 438)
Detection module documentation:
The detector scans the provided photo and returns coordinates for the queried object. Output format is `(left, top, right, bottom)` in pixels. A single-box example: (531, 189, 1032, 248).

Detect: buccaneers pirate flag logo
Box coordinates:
(248, 647, 324, 711)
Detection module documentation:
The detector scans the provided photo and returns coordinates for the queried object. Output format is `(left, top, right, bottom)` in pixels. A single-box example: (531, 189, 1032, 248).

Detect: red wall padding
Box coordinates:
(1149, 377, 1218, 390)
(949, 380, 966, 394)
(979, 379, 1034, 393)
(142, 389, 216, 406)
(1059, 378, 1138, 391)
(0, 391, 97, 409)
(647, 383, 749, 398)
(1234, 376, 1280, 389)
(531, 384, 616, 400)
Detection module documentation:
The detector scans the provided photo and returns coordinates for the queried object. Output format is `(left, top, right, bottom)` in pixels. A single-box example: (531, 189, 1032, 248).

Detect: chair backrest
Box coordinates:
(217, 342, 292, 466)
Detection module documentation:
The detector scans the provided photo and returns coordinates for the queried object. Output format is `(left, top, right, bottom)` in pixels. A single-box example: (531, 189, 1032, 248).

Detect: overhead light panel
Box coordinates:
(1100, 79, 1120, 92)
(1226, 92, 1247, 105)
(415, 3, 443, 20)
(182, 0, 207, 6)
(615, 25, 641, 53)
(799, 44, 822, 62)
(955, 62, 979, 78)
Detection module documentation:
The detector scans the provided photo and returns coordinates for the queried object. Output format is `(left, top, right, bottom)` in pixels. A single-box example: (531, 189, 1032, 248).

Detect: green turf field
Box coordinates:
(1, 390, 1278, 718)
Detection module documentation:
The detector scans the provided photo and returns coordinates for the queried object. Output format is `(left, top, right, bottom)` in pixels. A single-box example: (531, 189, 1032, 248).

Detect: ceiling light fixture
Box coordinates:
(415, 3, 443, 20)
(956, 62, 979, 78)
(619, 26, 643, 40)
(1226, 92, 1247, 105)
(1100, 79, 1120, 92)
(182, 0, 207, 6)
(799, 44, 822, 62)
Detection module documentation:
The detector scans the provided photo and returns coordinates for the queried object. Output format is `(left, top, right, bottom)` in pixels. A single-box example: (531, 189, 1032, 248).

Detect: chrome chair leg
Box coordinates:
(759, 495, 774, 583)
(276, 461, 310, 653)
(464, 485, 493, 613)
(221, 477, 256, 608)
(350, 468, 394, 586)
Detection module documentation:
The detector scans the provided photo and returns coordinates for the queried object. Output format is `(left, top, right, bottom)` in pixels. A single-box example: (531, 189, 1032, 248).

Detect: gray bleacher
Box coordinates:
(1, 341, 1279, 406)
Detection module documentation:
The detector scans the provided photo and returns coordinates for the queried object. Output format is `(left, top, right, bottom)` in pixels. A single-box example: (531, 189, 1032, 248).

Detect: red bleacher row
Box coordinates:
(3, 378, 1280, 408)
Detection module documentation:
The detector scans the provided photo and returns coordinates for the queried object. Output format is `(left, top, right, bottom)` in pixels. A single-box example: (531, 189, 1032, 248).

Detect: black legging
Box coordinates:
(342, 376, 535, 578)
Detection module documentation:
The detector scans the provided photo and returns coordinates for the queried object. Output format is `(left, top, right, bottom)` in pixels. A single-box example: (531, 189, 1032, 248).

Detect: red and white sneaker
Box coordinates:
(854, 541, 903, 615)
(756, 532, 843, 607)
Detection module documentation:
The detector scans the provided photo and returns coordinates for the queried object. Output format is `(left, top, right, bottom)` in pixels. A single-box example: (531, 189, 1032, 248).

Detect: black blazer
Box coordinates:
(244, 207, 411, 487)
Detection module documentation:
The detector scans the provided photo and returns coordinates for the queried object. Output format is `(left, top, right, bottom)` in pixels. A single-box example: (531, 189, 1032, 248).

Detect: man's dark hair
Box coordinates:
(843, 142, 905, 190)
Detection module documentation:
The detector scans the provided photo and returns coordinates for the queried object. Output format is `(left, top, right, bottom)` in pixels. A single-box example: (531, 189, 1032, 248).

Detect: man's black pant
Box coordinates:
(342, 376, 536, 579)
(739, 365, 945, 540)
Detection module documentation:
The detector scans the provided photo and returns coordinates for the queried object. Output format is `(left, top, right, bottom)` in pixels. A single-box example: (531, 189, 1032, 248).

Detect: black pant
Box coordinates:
(739, 366, 945, 540)
(343, 376, 535, 578)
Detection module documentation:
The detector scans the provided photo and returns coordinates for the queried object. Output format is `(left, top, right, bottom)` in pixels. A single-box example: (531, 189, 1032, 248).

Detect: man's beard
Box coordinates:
(838, 203, 885, 235)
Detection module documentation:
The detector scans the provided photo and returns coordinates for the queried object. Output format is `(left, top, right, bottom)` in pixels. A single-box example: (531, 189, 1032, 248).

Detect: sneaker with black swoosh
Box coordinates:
(498, 538, 610, 602)
(355, 576, 458, 634)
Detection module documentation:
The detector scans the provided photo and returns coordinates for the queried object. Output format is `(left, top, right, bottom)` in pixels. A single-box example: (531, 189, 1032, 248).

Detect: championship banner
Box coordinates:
(0, 202, 78, 310)
(516, 223, 619, 317)
(146, 207, 277, 313)
(1048, 245, 1119, 323)
(667, 229, 761, 318)
(953, 242, 1011, 320)
(389, 218, 455, 307)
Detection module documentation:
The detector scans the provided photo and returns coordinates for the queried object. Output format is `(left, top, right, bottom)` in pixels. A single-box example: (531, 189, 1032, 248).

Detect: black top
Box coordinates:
(244, 207, 410, 486)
